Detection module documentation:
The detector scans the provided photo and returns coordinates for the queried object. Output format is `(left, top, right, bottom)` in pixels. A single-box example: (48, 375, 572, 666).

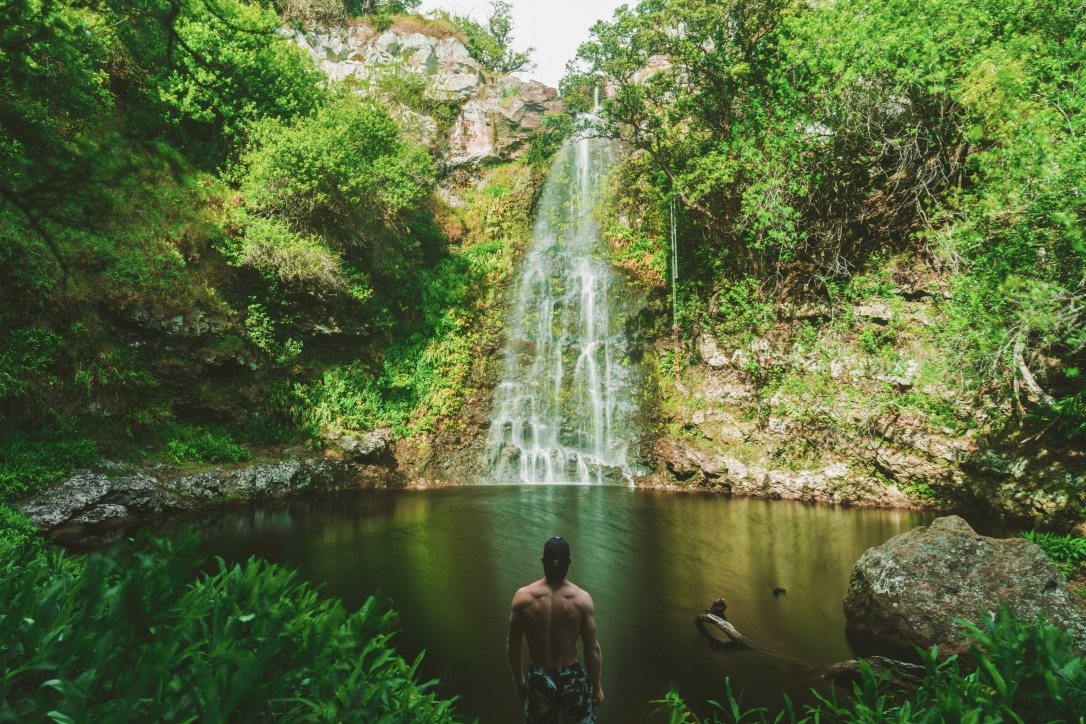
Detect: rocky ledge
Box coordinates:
(844, 516, 1086, 657)
(18, 430, 407, 538)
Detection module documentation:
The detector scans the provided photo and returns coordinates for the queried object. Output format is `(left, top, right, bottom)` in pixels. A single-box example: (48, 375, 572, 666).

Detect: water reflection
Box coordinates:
(145, 487, 933, 723)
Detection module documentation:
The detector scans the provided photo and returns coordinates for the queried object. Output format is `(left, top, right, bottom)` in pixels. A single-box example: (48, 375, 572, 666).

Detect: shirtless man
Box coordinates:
(506, 536, 603, 724)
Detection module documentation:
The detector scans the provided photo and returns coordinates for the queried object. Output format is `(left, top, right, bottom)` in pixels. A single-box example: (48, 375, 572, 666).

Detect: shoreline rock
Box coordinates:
(843, 515, 1086, 657)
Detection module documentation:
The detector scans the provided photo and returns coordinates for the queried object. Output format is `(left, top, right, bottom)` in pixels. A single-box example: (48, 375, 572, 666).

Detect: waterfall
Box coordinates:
(484, 128, 641, 485)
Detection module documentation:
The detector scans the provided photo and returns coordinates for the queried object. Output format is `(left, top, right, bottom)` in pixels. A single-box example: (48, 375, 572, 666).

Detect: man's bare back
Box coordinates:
(511, 578, 594, 669)
(507, 537, 602, 723)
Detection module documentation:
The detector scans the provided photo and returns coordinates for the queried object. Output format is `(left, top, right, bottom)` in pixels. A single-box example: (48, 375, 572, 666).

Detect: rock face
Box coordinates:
(844, 516, 1086, 656)
(648, 437, 912, 507)
(644, 293, 1086, 523)
(283, 25, 563, 168)
(445, 77, 560, 167)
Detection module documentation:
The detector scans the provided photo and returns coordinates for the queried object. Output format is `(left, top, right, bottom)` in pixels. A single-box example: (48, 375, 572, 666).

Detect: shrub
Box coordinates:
(0, 503, 41, 559)
(0, 529, 461, 722)
(0, 432, 99, 502)
(1021, 530, 1086, 579)
(165, 426, 253, 464)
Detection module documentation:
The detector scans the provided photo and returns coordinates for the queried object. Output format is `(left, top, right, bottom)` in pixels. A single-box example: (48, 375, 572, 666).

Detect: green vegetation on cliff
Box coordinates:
(1, 0, 561, 496)
(570, 0, 1085, 438)
(567, 0, 1085, 521)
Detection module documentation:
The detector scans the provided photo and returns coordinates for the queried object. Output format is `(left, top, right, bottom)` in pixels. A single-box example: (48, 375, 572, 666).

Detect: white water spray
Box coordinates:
(485, 119, 640, 484)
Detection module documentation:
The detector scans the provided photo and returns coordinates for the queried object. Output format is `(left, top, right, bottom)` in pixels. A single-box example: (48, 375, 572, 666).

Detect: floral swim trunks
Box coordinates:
(523, 662, 595, 724)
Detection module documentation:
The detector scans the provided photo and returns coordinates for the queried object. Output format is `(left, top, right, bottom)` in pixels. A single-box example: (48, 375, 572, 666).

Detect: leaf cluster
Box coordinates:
(435, 1, 535, 74)
(573, 0, 1086, 431)
(1021, 530, 1086, 579)
(0, 529, 462, 722)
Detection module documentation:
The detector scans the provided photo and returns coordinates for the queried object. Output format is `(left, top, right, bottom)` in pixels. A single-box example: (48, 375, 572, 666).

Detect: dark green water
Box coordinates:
(161, 486, 934, 722)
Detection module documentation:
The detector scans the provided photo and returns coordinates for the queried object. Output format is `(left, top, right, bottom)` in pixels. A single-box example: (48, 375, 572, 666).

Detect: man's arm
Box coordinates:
(506, 593, 526, 702)
(580, 594, 604, 705)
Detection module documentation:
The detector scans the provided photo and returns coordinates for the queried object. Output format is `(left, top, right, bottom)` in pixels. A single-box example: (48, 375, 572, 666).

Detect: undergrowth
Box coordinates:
(0, 528, 462, 721)
(0, 431, 98, 502)
(661, 608, 1086, 723)
(165, 425, 253, 465)
(1021, 530, 1086, 579)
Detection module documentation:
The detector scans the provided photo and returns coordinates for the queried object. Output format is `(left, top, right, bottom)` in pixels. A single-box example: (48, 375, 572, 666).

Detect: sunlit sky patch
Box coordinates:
(416, 0, 630, 88)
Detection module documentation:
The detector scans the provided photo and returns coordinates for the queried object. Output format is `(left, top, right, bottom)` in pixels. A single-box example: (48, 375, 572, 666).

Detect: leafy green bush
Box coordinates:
(166, 426, 253, 465)
(437, 1, 535, 74)
(0, 328, 60, 403)
(0, 432, 98, 502)
(228, 93, 434, 307)
(1021, 530, 1086, 579)
(0, 529, 461, 722)
(662, 608, 1086, 723)
(0, 503, 41, 558)
(573, 0, 1085, 434)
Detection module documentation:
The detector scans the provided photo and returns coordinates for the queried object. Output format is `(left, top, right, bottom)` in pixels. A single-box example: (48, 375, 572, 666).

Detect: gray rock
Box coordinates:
(430, 70, 482, 101)
(20, 473, 111, 529)
(844, 516, 1086, 657)
(232, 461, 302, 497)
(698, 333, 730, 369)
(330, 427, 395, 463)
(166, 471, 227, 501)
(106, 474, 165, 510)
(71, 504, 129, 526)
(855, 302, 894, 323)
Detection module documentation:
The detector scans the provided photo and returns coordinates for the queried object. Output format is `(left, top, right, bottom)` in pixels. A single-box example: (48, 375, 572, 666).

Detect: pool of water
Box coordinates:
(143, 485, 935, 722)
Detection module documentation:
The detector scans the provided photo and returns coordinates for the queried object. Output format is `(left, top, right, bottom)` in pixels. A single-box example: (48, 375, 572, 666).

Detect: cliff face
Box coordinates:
(283, 24, 563, 169)
(639, 285, 1086, 528)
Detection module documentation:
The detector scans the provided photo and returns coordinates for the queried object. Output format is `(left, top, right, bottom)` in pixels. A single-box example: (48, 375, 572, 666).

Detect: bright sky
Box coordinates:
(416, 0, 630, 88)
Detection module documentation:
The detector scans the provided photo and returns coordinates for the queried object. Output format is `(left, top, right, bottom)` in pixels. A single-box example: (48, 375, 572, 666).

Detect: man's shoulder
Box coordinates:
(562, 581, 594, 608)
(513, 579, 547, 603)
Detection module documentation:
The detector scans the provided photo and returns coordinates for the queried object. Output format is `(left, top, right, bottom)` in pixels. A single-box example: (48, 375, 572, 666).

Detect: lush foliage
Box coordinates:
(166, 425, 254, 464)
(285, 160, 545, 438)
(1021, 530, 1086, 579)
(435, 1, 535, 74)
(227, 93, 435, 310)
(0, 431, 98, 501)
(661, 608, 1086, 723)
(0, 0, 325, 445)
(0, 0, 541, 473)
(0, 529, 461, 722)
(572, 0, 1086, 437)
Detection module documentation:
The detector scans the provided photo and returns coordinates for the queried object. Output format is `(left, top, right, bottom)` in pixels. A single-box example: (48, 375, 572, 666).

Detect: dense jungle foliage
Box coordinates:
(0, 0, 551, 505)
(567, 0, 1086, 441)
(0, 530, 462, 721)
(1, 1, 542, 716)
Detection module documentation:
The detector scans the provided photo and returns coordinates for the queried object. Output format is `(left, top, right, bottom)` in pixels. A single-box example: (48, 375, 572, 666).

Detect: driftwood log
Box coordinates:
(694, 598, 922, 695)
(694, 613, 771, 651)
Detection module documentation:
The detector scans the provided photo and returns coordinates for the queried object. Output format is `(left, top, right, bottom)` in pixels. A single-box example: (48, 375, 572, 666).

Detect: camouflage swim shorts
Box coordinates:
(523, 662, 595, 724)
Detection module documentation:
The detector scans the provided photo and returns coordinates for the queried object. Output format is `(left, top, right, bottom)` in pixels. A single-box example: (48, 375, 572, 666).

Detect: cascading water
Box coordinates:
(485, 112, 641, 484)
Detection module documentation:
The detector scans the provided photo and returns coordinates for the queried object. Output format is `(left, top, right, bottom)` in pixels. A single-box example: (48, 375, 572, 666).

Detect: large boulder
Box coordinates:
(844, 516, 1086, 656)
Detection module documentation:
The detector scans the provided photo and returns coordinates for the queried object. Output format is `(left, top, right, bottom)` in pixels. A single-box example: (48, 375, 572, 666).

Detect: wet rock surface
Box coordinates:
(843, 516, 1086, 657)
(645, 438, 912, 507)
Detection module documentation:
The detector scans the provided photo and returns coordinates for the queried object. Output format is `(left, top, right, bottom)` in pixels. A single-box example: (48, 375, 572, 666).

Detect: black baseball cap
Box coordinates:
(543, 536, 571, 565)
